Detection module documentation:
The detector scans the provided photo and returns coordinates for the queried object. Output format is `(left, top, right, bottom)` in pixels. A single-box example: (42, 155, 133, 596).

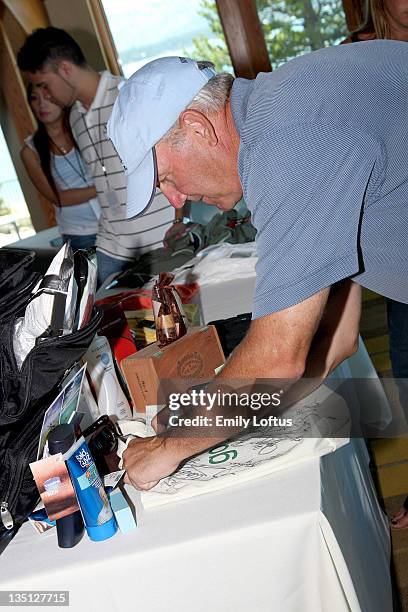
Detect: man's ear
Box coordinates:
(56, 60, 74, 81)
(179, 109, 218, 146)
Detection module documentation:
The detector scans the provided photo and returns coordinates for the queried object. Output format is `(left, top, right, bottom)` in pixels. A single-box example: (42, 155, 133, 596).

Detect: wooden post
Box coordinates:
(86, 0, 121, 76)
(2, 0, 49, 34)
(216, 0, 272, 78)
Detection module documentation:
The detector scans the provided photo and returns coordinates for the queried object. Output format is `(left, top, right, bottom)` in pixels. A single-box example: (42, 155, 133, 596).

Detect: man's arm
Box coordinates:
(281, 280, 361, 407)
(124, 283, 361, 489)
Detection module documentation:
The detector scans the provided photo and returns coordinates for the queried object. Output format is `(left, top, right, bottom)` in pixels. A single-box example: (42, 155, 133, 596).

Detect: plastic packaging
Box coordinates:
(47, 424, 84, 548)
(84, 335, 132, 420)
(13, 243, 75, 369)
(64, 436, 117, 542)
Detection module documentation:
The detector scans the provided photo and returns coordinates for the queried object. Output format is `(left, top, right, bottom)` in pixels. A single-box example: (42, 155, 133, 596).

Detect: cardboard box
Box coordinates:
(121, 325, 225, 412)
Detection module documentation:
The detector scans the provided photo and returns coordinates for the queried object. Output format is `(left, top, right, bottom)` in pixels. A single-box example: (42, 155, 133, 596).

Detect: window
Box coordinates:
(256, 0, 348, 69)
(0, 128, 34, 246)
(100, 0, 232, 76)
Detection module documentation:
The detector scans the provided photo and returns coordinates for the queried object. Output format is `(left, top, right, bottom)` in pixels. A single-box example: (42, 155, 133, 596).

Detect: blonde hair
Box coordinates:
(353, 0, 390, 39)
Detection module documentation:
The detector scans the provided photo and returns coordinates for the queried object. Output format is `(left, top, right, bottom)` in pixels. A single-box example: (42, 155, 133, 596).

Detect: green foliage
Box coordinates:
(186, 0, 231, 71)
(189, 0, 348, 72)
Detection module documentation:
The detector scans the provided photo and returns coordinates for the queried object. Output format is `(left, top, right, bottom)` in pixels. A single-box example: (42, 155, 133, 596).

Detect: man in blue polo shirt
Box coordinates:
(108, 42, 408, 490)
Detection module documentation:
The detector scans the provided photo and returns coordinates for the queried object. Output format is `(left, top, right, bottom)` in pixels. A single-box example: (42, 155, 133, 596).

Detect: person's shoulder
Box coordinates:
(69, 101, 81, 120)
(102, 71, 124, 90)
(341, 31, 376, 44)
(21, 135, 37, 156)
(357, 32, 376, 41)
(20, 135, 38, 162)
(23, 134, 35, 148)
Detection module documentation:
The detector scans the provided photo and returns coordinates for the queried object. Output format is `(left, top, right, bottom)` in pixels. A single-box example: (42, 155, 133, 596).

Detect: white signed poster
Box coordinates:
(141, 384, 351, 508)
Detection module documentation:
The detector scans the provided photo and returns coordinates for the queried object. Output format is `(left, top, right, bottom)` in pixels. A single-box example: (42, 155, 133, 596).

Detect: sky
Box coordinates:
(101, 0, 209, 52)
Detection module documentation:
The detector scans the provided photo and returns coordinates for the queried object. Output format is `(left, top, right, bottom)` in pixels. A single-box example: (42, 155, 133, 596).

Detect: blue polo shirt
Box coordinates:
(231, 40, 408, 318)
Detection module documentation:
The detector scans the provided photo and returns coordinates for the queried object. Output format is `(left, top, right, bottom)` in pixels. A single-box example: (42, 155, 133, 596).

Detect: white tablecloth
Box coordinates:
(0, 269, 392, 611)
(0, 436, 391, 612)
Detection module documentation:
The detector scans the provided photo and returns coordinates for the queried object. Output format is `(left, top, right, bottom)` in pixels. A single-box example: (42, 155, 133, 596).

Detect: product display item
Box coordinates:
(84, 334, 132, 420)
(108, 489, 136, 534)
(64, 436, 117, 542)
(47, 424, 84, 548)
(121, 325, 225, 412)
(152, 273, 187, 347)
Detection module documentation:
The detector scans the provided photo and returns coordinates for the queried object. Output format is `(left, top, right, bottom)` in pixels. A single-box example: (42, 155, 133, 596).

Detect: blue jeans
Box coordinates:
(96, 250, 129, 287)
(62, 234, 96, 251)
(387, 298, 408, 414)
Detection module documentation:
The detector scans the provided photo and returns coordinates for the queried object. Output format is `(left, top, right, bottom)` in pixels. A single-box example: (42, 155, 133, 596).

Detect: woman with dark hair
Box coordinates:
(21, 84, 100, 250)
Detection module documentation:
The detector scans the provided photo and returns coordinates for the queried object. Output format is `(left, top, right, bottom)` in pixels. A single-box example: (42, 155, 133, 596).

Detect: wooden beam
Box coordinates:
(0, 21, 33, 143)
(0, 17, 55, 228)
(342, 0, 363, 32)
(1, 0, 49, 34)
(86, 0, 121, 76)
(216, 0, 271, 78)
(2, 2, 31, 58)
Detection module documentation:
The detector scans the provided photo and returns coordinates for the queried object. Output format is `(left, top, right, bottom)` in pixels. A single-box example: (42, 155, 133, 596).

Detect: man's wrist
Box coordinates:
(161, 435, 187, 464)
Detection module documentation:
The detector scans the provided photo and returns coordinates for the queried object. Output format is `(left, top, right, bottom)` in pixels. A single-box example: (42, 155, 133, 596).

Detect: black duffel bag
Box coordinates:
(0, 249, 102, 551)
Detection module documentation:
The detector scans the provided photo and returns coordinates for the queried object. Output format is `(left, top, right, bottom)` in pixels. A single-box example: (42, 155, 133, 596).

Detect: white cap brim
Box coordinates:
(125, 148, 157, 219)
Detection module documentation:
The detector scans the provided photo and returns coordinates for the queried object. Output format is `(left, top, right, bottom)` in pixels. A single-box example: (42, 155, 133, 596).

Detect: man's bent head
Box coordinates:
(17, 27, 86, 107)
(107, 56, 240, 219)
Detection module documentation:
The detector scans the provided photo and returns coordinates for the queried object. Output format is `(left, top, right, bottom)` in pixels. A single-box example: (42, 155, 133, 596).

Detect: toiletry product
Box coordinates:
(84, 334, 132, 420)
(48, 424, 84, 548)
(64, 436, 117, 542)
(108, 489, 136, 534)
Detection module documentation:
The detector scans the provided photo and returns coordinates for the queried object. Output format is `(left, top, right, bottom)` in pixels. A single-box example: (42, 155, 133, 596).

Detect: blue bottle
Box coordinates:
(65, 436, 117, 542)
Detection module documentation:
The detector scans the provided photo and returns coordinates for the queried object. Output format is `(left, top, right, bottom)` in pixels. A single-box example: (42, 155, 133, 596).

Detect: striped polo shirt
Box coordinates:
(230, 40, 408, 318)
(70, 71, 174, 261)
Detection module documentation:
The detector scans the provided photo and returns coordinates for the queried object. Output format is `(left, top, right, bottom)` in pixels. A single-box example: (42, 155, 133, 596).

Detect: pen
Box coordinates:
(104, 268, 129, 290)
(104, 269, 151, 290)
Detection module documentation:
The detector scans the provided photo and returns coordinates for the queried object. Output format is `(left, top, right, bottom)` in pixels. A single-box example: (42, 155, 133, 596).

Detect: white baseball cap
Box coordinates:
(107, 56, 216, 219)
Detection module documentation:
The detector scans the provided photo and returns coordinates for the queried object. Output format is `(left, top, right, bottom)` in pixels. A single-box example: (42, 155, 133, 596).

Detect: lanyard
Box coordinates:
(51, 145, 90, 187)
(81, 110, 108, 179)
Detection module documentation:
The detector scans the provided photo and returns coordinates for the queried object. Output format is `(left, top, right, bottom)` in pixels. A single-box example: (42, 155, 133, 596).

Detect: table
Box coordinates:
(0, 272, 393, 611)
(0, 436, 391, 612)
(5, 226, 62, 273)
(0, 214, 21, 240)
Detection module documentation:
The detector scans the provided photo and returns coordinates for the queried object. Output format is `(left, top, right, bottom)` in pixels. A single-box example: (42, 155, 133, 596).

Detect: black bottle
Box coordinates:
(47, 424, 84, 548)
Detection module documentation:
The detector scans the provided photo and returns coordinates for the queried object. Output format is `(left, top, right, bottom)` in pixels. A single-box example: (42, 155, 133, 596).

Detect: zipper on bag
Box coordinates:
(0, 411, 44, 530)
(0, 503, 14, 530)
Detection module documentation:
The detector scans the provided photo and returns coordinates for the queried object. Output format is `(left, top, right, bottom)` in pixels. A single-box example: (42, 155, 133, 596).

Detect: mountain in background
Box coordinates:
(120, 28, 211, 64)
(103, 0, 211, 57)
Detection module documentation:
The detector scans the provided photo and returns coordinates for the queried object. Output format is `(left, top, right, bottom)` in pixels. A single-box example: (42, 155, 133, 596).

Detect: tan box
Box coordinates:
(121, 325, 225, 412)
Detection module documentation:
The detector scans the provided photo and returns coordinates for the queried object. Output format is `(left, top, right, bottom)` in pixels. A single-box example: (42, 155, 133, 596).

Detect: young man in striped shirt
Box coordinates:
(17, 27, 176, 285)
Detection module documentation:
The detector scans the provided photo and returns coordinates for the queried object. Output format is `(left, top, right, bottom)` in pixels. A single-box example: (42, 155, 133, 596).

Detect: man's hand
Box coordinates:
(123, 436, 181, 490)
